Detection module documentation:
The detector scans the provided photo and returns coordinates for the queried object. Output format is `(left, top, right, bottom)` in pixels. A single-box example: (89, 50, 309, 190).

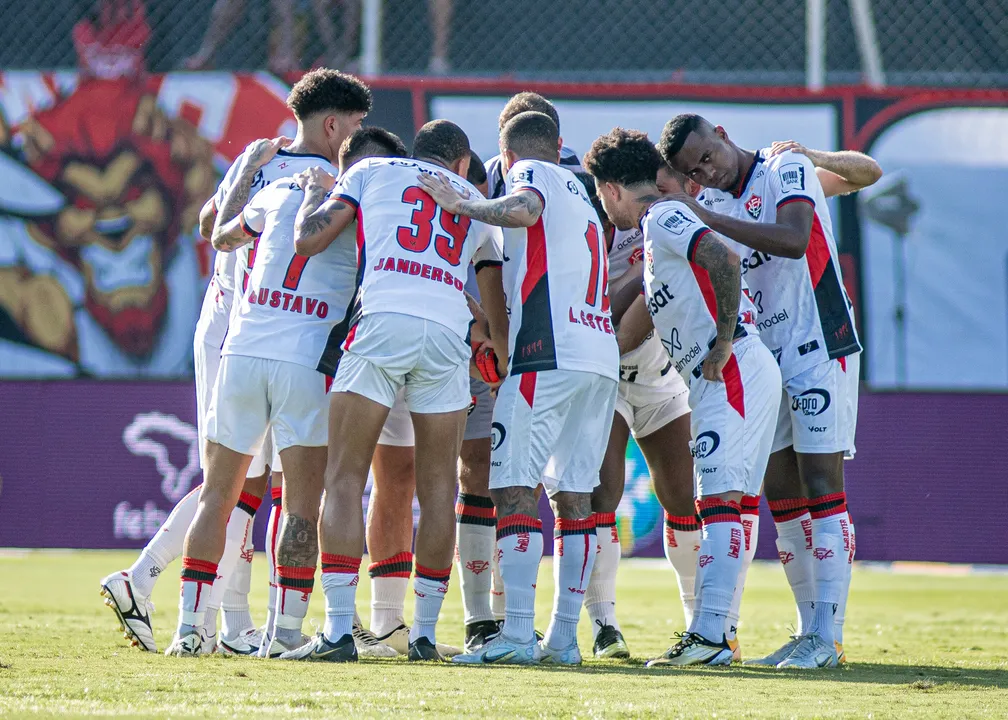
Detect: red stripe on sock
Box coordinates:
(664, 512, 701, 531)
(455, 501, 497, 519)
(556, 517, 596, 533)
(768, 497, 808, 522)
(321, 553, 361, 574)
(809, 492, 848, 519)
(740, 494, 760, 515)
(367, 551, 413, 578)
(415, 563, 451, 581)
(270, 486, 283, 501)
(237, 491, 263, 513)
(276, 565, 315, 580)
(497, 514, 542, 532)
(182, 557, 218, 574)
(593, 511, 617, 527)
(696, 497, 742, 525)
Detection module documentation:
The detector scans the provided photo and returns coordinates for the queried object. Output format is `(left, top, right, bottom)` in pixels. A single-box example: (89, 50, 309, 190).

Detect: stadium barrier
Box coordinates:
(0, 72, 1006, 561)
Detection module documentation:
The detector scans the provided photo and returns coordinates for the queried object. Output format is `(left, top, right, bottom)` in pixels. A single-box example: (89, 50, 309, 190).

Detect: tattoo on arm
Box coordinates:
(457, 190, 543, 228)
(295, 185, 335, 238)
(276, 513, 319, 569)
(693, 233, 741, 344)
(211, 166, 258, 252)
(489, 486, 539, 519)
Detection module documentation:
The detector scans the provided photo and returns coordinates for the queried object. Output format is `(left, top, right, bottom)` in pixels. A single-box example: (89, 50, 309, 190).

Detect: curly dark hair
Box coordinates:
(499, 91, 560, 131)
(339, 127, 407, 168)
(583, 127, 661, 187)
(466, 149, 487, 186)
(286, 69, 372, 120)
(658, 113, 711, 164)
(412, 119, 470, 166)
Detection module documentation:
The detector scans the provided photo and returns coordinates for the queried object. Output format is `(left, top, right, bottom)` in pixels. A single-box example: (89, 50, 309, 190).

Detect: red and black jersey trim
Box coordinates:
(768, 497, 808, 523)
(278, 148, 330, 162)
(456, 493, 496, 527)
(496, 513, 542, 540)
(368, 551, 413, 579)
(513, 185, 546, 210)
(321, 553, 361, 575)
(333, 193, 359, 210)
(732, 151, 763, 199)
(696, 497, 742, 525)
(806, 214, 862, 360)
(239, 213, 261, 238)
(276, 564, 315, 590)
(776, 195, 815, 211)
(236, 491, 262, 517)
(687, 227, 713, 263)
(554, 517, 597, 537)
(415, 564, 452, 582)
(809, 492, 847, 519)
(665, 512, 701, 532)
(511, 216, 558, 374)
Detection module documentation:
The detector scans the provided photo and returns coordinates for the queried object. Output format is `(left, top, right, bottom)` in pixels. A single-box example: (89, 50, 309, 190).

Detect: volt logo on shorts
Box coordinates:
(792, 388, 830, 416)
(490, 422, 507, 451)
(691, 431, 720, 459)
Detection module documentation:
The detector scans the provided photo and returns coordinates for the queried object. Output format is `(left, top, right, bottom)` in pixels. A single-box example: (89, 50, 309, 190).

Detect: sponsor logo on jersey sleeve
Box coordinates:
(656, 208, 695, 235)
(779, 163, 806, 192)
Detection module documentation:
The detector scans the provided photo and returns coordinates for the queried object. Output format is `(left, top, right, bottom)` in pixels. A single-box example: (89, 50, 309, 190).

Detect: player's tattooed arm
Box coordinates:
(616, 295, 654, 356)
(489, 486, 539, 519)
(276, 514, 319, 569)
(417, 171, 543, 228)
(692, 231, 741, 382)
(198, 197, 216, 241)
(769, 141, 883, 196)
(292, 167, 356, 256)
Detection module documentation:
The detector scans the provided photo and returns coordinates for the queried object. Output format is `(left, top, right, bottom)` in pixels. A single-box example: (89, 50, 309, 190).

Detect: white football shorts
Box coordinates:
(771, 353, 860, 457)
(615, 369, 691, 438)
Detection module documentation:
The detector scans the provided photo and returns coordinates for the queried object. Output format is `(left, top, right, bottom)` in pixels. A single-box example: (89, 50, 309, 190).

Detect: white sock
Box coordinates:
(274, 556, 315, 646)
(544, 518, 596, 651)
(264, 488, 282, 637)
(204, 502, 256, 619)
(725, 495, 760, 640)
(691, 499, 743, 643)
(455, 493, 497, 626)
(808, 493, 849, 646)
(202, 606, 219, 641)
(770, 499, 815, 634)
(490, 545, 506, 621)
(367, 551, 412, 636)
(320, 555, 361, 643)
(584, 512, 621, 640)
(835, 512, 855, 644)
(409, 565, 451, 644)
(663, 511, 701, 629)
(497, 514, 543, 643)
(130, 486, 200, 597)
(222, 505, 257, 640)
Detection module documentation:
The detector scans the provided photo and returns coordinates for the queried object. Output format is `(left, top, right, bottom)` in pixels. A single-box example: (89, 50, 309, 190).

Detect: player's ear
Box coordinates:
(685, 177, 702, 197)
(714, 125, 728, 143)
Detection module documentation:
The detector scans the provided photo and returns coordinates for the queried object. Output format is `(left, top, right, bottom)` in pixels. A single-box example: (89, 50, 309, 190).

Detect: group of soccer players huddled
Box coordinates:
(100, 67, 882, 668)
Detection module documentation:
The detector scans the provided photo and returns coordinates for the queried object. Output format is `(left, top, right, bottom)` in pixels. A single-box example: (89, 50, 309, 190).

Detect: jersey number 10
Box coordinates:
(584, 222, 610, 311)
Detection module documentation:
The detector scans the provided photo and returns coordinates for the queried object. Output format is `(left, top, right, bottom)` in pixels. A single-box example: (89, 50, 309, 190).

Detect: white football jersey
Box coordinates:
(642, 199, 759, 385)
(501, 159, 619, 381)
(698, 149, 861, 380)
(194, 146, 336, 350)
(222, 172, 359, 376)
(608, 227, 674, 386)
(332, 157, 502, 341)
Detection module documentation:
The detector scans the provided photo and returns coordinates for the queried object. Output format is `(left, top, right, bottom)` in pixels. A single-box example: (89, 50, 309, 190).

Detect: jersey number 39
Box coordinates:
(396, 187, 471, 266)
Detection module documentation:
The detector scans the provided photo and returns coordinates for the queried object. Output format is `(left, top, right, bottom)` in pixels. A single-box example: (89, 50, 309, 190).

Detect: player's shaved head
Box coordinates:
(412, 119, 471, 168)
(500, 111, 560, 163)
(287, 68, 372, 120)
(466, 149, 487, 186)
(499, 92, 561, 131)
(339, 127, 407, 169)
(583, 127, 661, 188)
(658, 113, 715, 161)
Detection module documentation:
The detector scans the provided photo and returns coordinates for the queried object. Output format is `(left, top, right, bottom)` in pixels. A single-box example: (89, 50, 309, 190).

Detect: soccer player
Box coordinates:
(577, 168, 699, 660)
(278, 119, 507, 663)
(585, 127, 782, 666)
(659, 115, 877, 668)
(162, 69, 371, 657)
(421, 111, 620, 666)
(455, 93, 582, 653)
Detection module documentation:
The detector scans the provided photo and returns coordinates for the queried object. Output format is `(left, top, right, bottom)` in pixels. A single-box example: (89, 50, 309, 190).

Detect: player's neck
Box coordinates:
(632, 185, 663, 227)
(286, 130, 334, 163)
(734, 147, 757, 189)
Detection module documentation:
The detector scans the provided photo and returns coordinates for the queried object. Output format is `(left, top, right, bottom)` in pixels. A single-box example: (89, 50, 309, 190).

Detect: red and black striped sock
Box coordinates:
(235, 491, 262, 518)
(455, 493, 496, 527)
(367, 552, 410, 636)
(319, 553, 362, 642)
(496, 514, 543, 641)
(368, 551, 413, 579)
(179, 557, 217, 629)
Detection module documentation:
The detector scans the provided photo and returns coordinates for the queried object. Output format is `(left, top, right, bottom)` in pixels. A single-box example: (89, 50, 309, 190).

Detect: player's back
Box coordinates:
(333, 157, 499, 340)
(223, 176, 357, 375)
(502, 159, 618, 380)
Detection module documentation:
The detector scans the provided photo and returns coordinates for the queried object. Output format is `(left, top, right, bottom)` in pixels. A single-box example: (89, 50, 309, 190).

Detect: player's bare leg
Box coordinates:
(264, 470, 284, 644)
(266, 445, 326, 656)
(406, 409, 466, 659)
(283, 391, 389, 663)
(749, 448, 814, 666)
(456, 436, 498, 650)
(777, 451, 847, 669)
(363, 444, 416, 655)
(584, 413, 631, 657)
(167, 441, 251, 656)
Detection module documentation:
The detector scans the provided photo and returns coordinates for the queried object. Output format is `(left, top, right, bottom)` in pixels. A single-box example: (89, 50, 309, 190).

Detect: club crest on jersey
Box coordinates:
(745, 194, 763, 219)
(657, 208, 694, 235)
(629, 247, 644, 265)
(779, 163, 806, 192)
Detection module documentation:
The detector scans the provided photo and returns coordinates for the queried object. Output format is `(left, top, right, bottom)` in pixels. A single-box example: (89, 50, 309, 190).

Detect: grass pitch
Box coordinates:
(0, 551, 1006, 718)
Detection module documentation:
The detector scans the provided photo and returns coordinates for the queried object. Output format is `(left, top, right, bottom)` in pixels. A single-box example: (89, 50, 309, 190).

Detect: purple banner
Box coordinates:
(1, 382, 1006, 563)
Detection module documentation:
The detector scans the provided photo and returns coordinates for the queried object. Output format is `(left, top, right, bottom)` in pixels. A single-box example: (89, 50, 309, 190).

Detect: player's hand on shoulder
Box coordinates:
(665, 192, 707, 221)
(702, 339, 732, 383)
(295, 166, 337, 191)
(768, 140, 807, 158)
(246, 136, 292, 169)
(417, 171, 469, 214)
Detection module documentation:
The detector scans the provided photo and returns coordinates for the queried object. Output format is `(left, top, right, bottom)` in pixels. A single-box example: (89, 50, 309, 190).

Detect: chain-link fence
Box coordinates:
(0, 0, 1006, 87)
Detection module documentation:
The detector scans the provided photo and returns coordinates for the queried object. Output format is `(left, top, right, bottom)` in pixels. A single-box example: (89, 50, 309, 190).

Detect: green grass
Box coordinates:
(1, 551, 1006, 718)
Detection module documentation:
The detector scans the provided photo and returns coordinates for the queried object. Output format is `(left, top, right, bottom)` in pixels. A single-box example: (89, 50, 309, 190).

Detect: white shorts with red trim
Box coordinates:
(206, 355, 330, 455)
(771, 352, 859, 457)
(490, 369, 618, 495)
(615, 370, 690, 439)
(331, 312, 470, 414)
(194, 340, 274, 476)
(689, 336, 781, 498)
(377, 387, 415, 447)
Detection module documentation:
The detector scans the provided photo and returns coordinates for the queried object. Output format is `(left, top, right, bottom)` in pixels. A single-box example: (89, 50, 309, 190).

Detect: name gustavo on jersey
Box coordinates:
(246, 286, 329, 317)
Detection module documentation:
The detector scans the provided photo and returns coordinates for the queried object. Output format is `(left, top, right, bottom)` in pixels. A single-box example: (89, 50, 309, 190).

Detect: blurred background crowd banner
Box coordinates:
(0, 0, 1006, 559)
